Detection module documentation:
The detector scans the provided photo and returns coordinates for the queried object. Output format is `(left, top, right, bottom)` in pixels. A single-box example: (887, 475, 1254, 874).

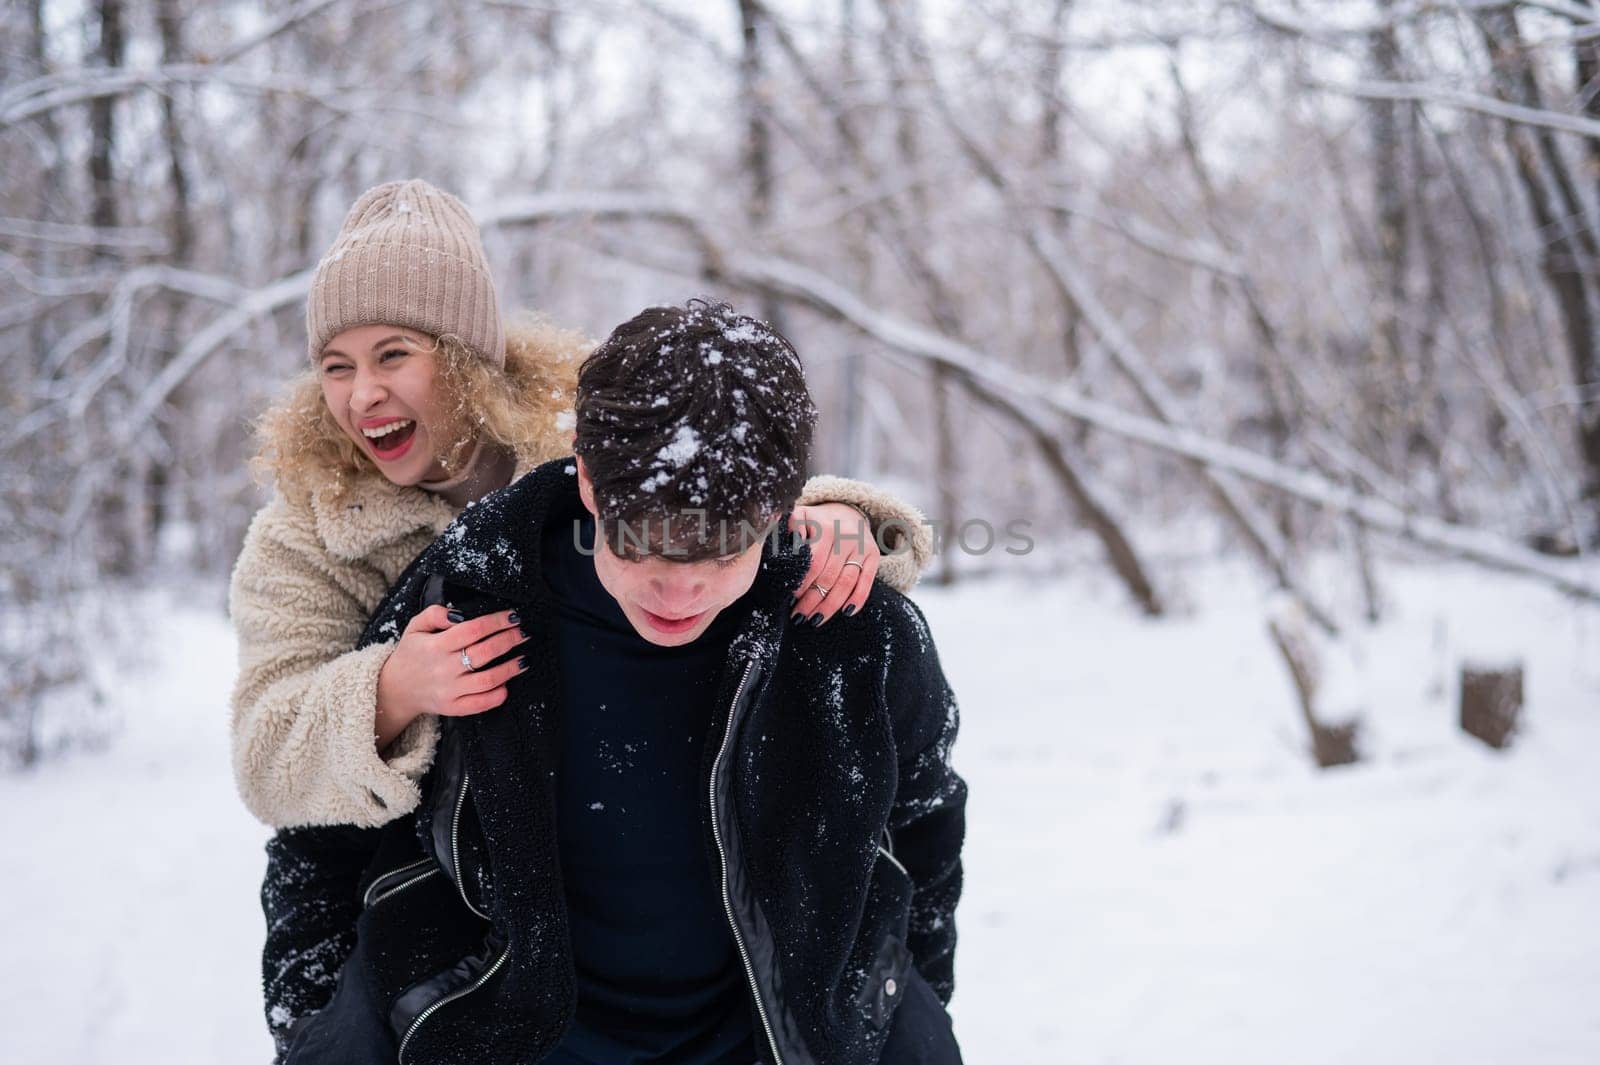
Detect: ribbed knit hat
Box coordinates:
(306, 179, 504, 366)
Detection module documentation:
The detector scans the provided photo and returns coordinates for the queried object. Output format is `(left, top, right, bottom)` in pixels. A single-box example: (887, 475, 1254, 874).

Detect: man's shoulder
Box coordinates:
(783, 583, 939, 679)
(855, 584, 936, 658)
(418, 457, 579, 594)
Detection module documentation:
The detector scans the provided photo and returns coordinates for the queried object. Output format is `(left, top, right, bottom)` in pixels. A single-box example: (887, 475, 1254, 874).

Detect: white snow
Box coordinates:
(656, 424, 701, 468)
(1, 560, 1597, 1063)
(921, 560, 1600, 1063)
(0, 595, 275, 1063)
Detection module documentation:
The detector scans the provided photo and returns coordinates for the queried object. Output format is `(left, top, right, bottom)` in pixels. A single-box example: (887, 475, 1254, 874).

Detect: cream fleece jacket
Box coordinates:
(229, 334, 933, 829)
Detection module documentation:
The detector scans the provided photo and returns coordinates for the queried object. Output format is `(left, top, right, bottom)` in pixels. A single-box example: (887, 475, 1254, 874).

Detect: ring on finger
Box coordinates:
(840, 559, 865, 572)
(814, 584, 830, 597)
(460, 650, 474, 671)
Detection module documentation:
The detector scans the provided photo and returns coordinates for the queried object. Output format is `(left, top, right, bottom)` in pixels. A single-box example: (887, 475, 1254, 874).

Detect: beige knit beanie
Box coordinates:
(306, 179, 505, 367)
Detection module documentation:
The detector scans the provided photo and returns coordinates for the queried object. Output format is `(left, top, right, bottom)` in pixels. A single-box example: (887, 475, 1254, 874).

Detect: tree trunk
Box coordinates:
(1366, 1, 1412, 477)
(148, 0, 194, 555)
(88, 0, 125, 242)
(737, 0, 784, 331)
(1575, 6, 1600, 519)
(1479, 10, 1600, 529)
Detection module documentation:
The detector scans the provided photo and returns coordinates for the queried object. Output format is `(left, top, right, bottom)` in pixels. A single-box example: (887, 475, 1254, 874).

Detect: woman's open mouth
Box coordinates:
(641, 607, 705, 635)
(362, 419, 417, 461)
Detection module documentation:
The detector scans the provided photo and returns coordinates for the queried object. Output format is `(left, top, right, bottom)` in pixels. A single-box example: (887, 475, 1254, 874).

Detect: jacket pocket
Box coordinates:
(855, 932, 915, 1032)
(877, 965, 964, 1065)
(389, 932, 509, 1063)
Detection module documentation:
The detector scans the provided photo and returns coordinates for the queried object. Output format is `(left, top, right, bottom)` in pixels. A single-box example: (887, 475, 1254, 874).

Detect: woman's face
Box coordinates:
(318, 324, 452, 486)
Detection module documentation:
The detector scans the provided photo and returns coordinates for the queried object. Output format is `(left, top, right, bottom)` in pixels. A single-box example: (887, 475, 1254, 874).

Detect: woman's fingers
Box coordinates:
(796, 540, 854, 622)
(788, 509, 830, 595)
(439, 609, 521, 654)
(790, 503, 881, 625)
(441, 686, 511, 717)
(812, 561, 866, 622)
(840, 550, 879, 619)
(460, 625, 530, 672)
(791, 505, 856, 605)
(457, 655, 528, 698)
(403, 603, 456, 636)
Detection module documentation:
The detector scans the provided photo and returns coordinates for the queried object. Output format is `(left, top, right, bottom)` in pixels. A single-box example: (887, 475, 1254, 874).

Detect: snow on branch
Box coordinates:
(103, 193, 696, 451)
(0, 66, 459, 131)
(1039, 193, 1248, 279)
(713, 249, 1600, 604)
(1244, 0, 1600, 41)
(69, 190, 1600, 605)
(209, 0, 353, 66)
(1314, 78, 1600, 141)
(0, 216, 168, 254)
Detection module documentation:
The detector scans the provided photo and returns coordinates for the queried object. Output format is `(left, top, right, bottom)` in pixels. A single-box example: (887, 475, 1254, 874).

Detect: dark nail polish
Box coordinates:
(791, 612, 805, 625)
(447, 609, 464, 623)
(519, 626, 531, 639)
(842, 604, 857, 617)
(508, 611, 520, 624)
(517, 656, 528, 669)
(809, 612, 825, 627)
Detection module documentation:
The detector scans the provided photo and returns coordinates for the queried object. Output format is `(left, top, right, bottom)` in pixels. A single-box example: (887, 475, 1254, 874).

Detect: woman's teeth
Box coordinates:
(362, 420, 413, 439)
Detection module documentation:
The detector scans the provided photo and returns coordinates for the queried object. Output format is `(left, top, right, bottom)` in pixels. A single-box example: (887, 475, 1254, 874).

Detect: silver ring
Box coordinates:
(814, 585, 831, 597)
(840, 559, 865, 571)
(460, 650, 474, 671)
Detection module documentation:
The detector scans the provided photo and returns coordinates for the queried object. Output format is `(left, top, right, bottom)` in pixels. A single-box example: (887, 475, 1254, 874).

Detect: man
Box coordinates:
(265, 300, 966, 1065)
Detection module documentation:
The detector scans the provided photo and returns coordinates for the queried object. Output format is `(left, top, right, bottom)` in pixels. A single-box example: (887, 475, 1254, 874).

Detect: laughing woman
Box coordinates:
(229, 179, 932, 829)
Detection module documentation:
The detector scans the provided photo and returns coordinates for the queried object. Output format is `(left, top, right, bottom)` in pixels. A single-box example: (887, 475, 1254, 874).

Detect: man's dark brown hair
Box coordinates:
(574, 299, 817, 560)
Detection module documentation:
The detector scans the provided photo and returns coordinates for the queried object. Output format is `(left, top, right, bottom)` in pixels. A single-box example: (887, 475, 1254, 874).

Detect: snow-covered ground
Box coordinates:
(3, 560, 1597, 1064)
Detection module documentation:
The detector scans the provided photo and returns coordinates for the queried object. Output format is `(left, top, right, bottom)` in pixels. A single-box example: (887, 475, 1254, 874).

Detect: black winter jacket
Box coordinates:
(261, 459, 967, 1065)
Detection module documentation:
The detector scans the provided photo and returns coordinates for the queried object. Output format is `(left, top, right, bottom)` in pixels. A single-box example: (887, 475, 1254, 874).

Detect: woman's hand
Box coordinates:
(788, 502, 881, 626)
(374, 606, 530, 752)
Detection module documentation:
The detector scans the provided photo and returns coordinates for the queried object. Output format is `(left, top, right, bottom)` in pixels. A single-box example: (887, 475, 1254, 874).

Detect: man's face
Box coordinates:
(575, 458, 767, 647)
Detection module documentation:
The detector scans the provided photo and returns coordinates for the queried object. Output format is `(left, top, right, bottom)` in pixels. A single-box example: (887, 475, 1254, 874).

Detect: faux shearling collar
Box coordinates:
(308, 454, 541, 562)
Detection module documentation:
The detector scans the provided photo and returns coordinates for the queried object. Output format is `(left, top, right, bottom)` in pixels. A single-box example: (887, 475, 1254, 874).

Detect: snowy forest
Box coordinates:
(3, 1, 1598, 1062)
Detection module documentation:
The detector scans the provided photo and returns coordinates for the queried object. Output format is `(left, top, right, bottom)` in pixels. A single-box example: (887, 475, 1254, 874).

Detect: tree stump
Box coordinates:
(1267, 602, 1364, 769)
(1459, 663, 1523, 750)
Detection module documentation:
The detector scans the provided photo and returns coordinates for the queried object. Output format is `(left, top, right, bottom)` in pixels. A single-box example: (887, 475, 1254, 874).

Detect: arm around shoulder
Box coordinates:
(798, 474, 934, 593)
(228, 494, 440, 829)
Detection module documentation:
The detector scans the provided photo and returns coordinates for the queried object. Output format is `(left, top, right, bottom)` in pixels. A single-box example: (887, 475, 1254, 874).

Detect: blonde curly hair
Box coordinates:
(252, 317, 590, 503)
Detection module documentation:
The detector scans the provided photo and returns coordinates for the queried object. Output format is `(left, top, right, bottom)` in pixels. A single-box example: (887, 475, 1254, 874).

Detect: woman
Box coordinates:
(229, 179, 932, 829)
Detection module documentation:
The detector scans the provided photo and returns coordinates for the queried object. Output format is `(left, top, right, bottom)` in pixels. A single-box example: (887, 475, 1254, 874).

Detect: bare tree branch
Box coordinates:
(708, 247, 1600, 603)
(1315, 77, 1600, 140)
(0, 66, 462, 130)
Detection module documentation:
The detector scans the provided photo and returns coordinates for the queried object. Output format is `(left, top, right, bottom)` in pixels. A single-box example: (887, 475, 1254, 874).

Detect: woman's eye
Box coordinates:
(379, 348, 408, 362)
(321, 363, 350, 375)
(714, 555, 740, 569)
